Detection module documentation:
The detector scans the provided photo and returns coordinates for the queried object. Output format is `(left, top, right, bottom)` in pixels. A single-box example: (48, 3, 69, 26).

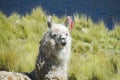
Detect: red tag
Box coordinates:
(69, 18, 74, 32)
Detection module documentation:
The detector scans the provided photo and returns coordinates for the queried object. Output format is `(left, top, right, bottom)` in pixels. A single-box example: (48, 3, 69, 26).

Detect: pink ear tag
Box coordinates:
(69, 18, 74, 32)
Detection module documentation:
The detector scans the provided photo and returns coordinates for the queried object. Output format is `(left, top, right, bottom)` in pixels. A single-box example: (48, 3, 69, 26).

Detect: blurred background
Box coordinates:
(0, 0, 120, 29)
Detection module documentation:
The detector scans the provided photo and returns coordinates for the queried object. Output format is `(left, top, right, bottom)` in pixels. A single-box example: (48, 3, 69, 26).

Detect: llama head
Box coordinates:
(47, 16, 71, 49)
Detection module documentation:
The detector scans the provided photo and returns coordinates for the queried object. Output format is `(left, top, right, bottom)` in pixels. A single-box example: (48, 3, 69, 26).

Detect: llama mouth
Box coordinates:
(61, 42, 66, 46)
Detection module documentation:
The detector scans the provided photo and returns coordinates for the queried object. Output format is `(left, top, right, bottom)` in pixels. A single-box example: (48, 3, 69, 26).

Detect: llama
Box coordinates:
(30, 16, 72, 80)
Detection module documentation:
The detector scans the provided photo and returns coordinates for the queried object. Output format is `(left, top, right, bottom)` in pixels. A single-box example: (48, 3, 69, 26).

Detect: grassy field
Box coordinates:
(0, 7, 120, 80)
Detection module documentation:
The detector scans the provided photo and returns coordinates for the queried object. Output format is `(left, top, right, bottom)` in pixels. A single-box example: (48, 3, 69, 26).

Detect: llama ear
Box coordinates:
(64, 16, 73, 27)
(47, 16, 52, 28)
(64, 16, 70, 27)
(64, 16, 74, 31)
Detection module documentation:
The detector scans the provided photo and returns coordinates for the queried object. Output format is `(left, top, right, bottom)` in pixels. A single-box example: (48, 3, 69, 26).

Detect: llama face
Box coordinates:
(47, 16, 71, 49)
(49, 24, 69, 49)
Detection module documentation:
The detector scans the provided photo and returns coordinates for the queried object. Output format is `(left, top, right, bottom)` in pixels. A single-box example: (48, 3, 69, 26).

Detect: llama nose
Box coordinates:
(61, 39, 66, 46)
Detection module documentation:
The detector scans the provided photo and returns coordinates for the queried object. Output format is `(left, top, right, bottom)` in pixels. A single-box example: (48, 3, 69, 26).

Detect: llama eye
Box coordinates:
(66, 33, 68, 36)
(53, 33, 57, 37)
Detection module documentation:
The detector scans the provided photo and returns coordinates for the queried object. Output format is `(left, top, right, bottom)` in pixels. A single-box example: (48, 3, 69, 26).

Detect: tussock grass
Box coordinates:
(0, 7, 120, 80)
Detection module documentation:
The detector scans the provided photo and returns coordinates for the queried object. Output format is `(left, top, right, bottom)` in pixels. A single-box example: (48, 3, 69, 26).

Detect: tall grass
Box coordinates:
(0, 7, 120, 80)
(0, 8, 47, 72)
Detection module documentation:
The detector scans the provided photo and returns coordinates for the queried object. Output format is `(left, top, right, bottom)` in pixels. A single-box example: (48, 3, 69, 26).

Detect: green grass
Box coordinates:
(0, 7, 120, 80)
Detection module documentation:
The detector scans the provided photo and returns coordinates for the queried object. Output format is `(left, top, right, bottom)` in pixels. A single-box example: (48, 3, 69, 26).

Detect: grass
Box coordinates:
(0, 7, 120, 80)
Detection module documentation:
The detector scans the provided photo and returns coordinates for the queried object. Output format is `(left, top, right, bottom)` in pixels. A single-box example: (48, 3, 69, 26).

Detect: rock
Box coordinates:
(0, 71, 31, 80)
